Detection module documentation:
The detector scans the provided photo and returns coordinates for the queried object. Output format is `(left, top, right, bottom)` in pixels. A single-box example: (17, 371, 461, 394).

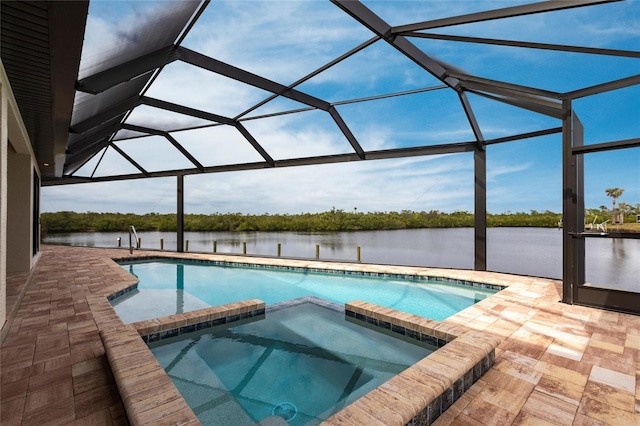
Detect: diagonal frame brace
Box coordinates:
(142, 97, 235, 125)
(121, 123, 205, 172)
(176, 46, 331, 111)
(234, 122, 275, 167)
(69, 96, 142, 134)
(329, 106, 365, 159)
(236, 36, 380, 120)
(109, 143, 150, 176)
(459, 92, 485, 149)
(331, 0, 460, 90)
(76, 46, 180, 94)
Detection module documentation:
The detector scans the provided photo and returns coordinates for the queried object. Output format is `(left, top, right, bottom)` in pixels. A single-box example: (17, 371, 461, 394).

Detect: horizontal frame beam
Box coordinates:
(452, 72, 562, 101)
(109, 85, 451, 141)
(52, 124, 561, 186)
(402, 32, 640, 58)
(391, 0, 615, 33)
(572, 137, 640, 154)
(576, 286, 640, 315)
(484, 127, 563, 145)
(563, 74, 640, 99)
(46, 141, 483, 186)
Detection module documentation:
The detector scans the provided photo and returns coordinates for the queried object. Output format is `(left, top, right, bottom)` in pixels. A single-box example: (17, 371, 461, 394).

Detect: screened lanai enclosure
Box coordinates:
(2, 0, 639, 314)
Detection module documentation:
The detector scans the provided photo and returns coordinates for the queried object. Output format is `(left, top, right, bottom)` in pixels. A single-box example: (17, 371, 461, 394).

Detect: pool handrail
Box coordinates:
(129, 225, 139, 255)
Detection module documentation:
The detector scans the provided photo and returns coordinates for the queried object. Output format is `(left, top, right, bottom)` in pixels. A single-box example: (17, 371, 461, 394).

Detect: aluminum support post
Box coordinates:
(177, 174, 184, 253)
(474, 148, 487, 271)
(561, 100, 585, 304)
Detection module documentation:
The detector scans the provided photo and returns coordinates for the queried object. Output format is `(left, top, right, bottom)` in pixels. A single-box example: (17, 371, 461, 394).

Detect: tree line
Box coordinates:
(41, 209, 572, 233)
(40, 185, 639, 233)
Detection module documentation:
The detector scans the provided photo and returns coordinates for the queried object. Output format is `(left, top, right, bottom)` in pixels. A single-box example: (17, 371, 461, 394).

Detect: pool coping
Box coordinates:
(89, 253, 504, 425)
(115, 255, 506, 292)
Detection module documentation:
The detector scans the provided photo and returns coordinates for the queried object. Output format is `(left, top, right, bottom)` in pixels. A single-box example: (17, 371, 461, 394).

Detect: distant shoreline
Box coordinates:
(40, 210, 640, 234)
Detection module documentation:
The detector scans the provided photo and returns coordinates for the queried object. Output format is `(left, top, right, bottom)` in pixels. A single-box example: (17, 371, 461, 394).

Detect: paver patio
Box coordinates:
(1, 245, 638, 425)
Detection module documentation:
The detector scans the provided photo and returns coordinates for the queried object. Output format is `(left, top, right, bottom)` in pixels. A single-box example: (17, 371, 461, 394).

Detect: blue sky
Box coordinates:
(42, 0, 639, 215)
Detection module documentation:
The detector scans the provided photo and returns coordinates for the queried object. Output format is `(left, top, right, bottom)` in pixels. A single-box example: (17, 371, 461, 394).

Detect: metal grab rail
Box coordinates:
(129, 225, 139, 255)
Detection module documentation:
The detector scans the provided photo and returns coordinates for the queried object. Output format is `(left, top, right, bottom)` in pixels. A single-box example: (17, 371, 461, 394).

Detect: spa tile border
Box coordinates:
(100, 324, 199, 425)
(346, 304, 448, 349)
(327, 301, 500, 426)
(132, 299, 266, 343)
(114, 255, 505, 292)
(96, 298, 265, 426)
(87, 292, 200, 425)
(266, 295, 345, 313)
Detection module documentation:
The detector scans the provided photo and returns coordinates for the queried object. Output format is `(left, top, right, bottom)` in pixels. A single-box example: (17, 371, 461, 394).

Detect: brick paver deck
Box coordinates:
(1, 245, 638, 425)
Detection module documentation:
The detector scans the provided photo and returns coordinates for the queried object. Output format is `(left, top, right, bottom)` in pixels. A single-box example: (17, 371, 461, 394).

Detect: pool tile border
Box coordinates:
(106, 283, 138, 301)
(113, 255, 506, 292)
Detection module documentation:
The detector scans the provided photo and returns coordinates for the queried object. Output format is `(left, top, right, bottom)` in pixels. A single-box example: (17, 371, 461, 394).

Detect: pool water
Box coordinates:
(149, 301, 435, 425)
(113, 259, 497, 323)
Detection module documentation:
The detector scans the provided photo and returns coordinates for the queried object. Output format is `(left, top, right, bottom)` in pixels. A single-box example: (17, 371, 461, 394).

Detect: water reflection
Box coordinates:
(44, 228, 639, 292)
(586, 237, 639, 292)
(177, 264, 184, 314)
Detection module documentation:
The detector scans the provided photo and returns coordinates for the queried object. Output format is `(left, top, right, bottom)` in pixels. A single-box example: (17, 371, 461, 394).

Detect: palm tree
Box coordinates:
(605, 188, 624, 224)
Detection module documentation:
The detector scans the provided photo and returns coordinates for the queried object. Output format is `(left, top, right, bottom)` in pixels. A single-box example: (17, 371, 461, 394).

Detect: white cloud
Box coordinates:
(42, 178, 177, 214)
(486, 161, 532, 182)
(171, 125, 268, 166)
(241, 113, 354, 159)
(143, 61, 273, 118)
(184, 0, 371, 83)
(183, 154, 474, 214)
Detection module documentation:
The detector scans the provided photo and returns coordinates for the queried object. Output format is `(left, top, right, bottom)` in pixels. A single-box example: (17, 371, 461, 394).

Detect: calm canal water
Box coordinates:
(43, 228, 639, 292)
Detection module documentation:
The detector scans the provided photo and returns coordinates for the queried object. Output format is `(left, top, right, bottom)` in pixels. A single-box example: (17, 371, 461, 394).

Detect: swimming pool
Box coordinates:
(113, 258, 499, 323)
(148, 299, 435, 425)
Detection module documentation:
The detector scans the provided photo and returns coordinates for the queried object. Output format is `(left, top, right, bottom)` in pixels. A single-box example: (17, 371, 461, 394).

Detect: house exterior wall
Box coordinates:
(1, 61, 37, 329)
(1, 76, 7, 328)
(6, 148, 33, 273)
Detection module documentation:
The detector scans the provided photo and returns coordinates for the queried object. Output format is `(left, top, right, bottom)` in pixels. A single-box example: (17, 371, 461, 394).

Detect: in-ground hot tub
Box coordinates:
(147, 298, 437, 425)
